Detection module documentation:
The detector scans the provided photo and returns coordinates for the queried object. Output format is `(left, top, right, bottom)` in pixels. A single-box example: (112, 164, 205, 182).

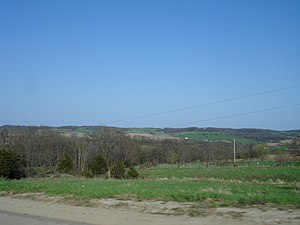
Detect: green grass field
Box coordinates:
(140, 166, 300, 182)
(173, 131, 259, 144)
(0, 167, 299, 207)
(126, 128, 163, 135)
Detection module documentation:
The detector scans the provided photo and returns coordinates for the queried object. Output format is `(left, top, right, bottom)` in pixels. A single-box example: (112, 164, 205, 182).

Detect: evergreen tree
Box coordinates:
(0, 149, 25, 179)
(57, 153, 73, 174)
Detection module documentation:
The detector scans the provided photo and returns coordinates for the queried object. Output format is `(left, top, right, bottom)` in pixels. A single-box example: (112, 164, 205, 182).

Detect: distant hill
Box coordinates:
(1, 125, 299, 144)
(164, 127, 300, 142)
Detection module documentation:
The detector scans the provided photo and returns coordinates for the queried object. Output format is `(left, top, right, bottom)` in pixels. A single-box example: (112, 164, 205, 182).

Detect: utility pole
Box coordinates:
(233, 138, 236, 166)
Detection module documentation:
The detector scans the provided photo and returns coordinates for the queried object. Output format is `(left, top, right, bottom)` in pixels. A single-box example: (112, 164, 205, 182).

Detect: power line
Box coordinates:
(170, 103, 300, 127)
(104, 84, 300, 124)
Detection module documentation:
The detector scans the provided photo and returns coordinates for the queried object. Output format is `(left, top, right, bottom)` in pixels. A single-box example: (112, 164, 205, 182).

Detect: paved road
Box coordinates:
(0, 210, 92, 225)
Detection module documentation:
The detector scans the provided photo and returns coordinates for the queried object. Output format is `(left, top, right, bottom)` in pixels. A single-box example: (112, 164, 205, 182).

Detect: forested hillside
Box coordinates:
(1, 125, 299, 179)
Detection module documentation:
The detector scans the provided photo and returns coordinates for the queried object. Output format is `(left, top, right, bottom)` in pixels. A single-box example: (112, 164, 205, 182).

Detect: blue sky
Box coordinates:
(0, 0, 299, 130)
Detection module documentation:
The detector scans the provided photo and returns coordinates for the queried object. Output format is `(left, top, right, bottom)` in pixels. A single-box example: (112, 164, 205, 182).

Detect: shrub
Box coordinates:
(126, 166, 139, 179)
(0, 149, 25, 179)
(111, 162, 126, 179)
(57, 153, 73, 174)
(24, 167, 37, 178)
(81, 170, 93, 178)
(91, 155, 107, 175)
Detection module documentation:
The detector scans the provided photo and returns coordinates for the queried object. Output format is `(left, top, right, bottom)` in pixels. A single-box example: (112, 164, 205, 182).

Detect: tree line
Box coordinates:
(1, 126, 298, 179)
(0, 127, 141, 179)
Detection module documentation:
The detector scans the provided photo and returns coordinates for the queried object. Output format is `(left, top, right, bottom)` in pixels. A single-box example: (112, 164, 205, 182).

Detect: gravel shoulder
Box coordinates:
(0, 195, 299, 225)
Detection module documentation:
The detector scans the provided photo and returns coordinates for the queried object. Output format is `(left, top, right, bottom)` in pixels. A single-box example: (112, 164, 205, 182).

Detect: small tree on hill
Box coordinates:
(126, 166, 139, 179)
(91, 154, 107, 175)
(57, 153, 73, 174)
(111, 161, 125, 179)
(0, 149, 25, 179)
(253, 144, 268, 161)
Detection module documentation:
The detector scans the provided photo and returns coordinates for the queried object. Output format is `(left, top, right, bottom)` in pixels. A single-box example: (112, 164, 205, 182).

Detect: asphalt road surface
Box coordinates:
(0, 210, 92, 225)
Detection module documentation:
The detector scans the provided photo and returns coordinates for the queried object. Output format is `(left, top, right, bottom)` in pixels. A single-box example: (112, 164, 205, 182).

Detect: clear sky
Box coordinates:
(0, 0, 299, 130)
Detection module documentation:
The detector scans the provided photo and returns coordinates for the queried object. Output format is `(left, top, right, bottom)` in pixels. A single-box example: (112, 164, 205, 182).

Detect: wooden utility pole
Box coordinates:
(233, 138, 236, 165)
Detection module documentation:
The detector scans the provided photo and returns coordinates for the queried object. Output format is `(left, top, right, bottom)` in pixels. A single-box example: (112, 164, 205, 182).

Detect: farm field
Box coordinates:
(173, 131, 259, 144)
(1, 166, 299, 208)
(125, 127, 175, 140)
(123, 128, 260, 143)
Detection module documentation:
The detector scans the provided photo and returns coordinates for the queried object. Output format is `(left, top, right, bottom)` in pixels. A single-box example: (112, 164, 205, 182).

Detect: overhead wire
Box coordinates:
(170, 103, 300, 127)
(104, 84, 300, 125)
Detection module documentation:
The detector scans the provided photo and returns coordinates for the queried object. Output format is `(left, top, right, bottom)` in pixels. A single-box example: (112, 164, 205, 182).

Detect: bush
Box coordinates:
(57, 153, 73, 174)
(126, 166, 139, 179)
(111, 162, 126, 179)
(81, 170, 93, 178)
(91, 155, 107, 175)
(0, 149, 25, 179)
(24, 167, 37, 178)
(33, 167, 49, 178)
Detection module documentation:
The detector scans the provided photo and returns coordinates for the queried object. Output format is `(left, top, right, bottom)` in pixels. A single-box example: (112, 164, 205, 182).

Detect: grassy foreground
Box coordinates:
(0, 167, 299, 207)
